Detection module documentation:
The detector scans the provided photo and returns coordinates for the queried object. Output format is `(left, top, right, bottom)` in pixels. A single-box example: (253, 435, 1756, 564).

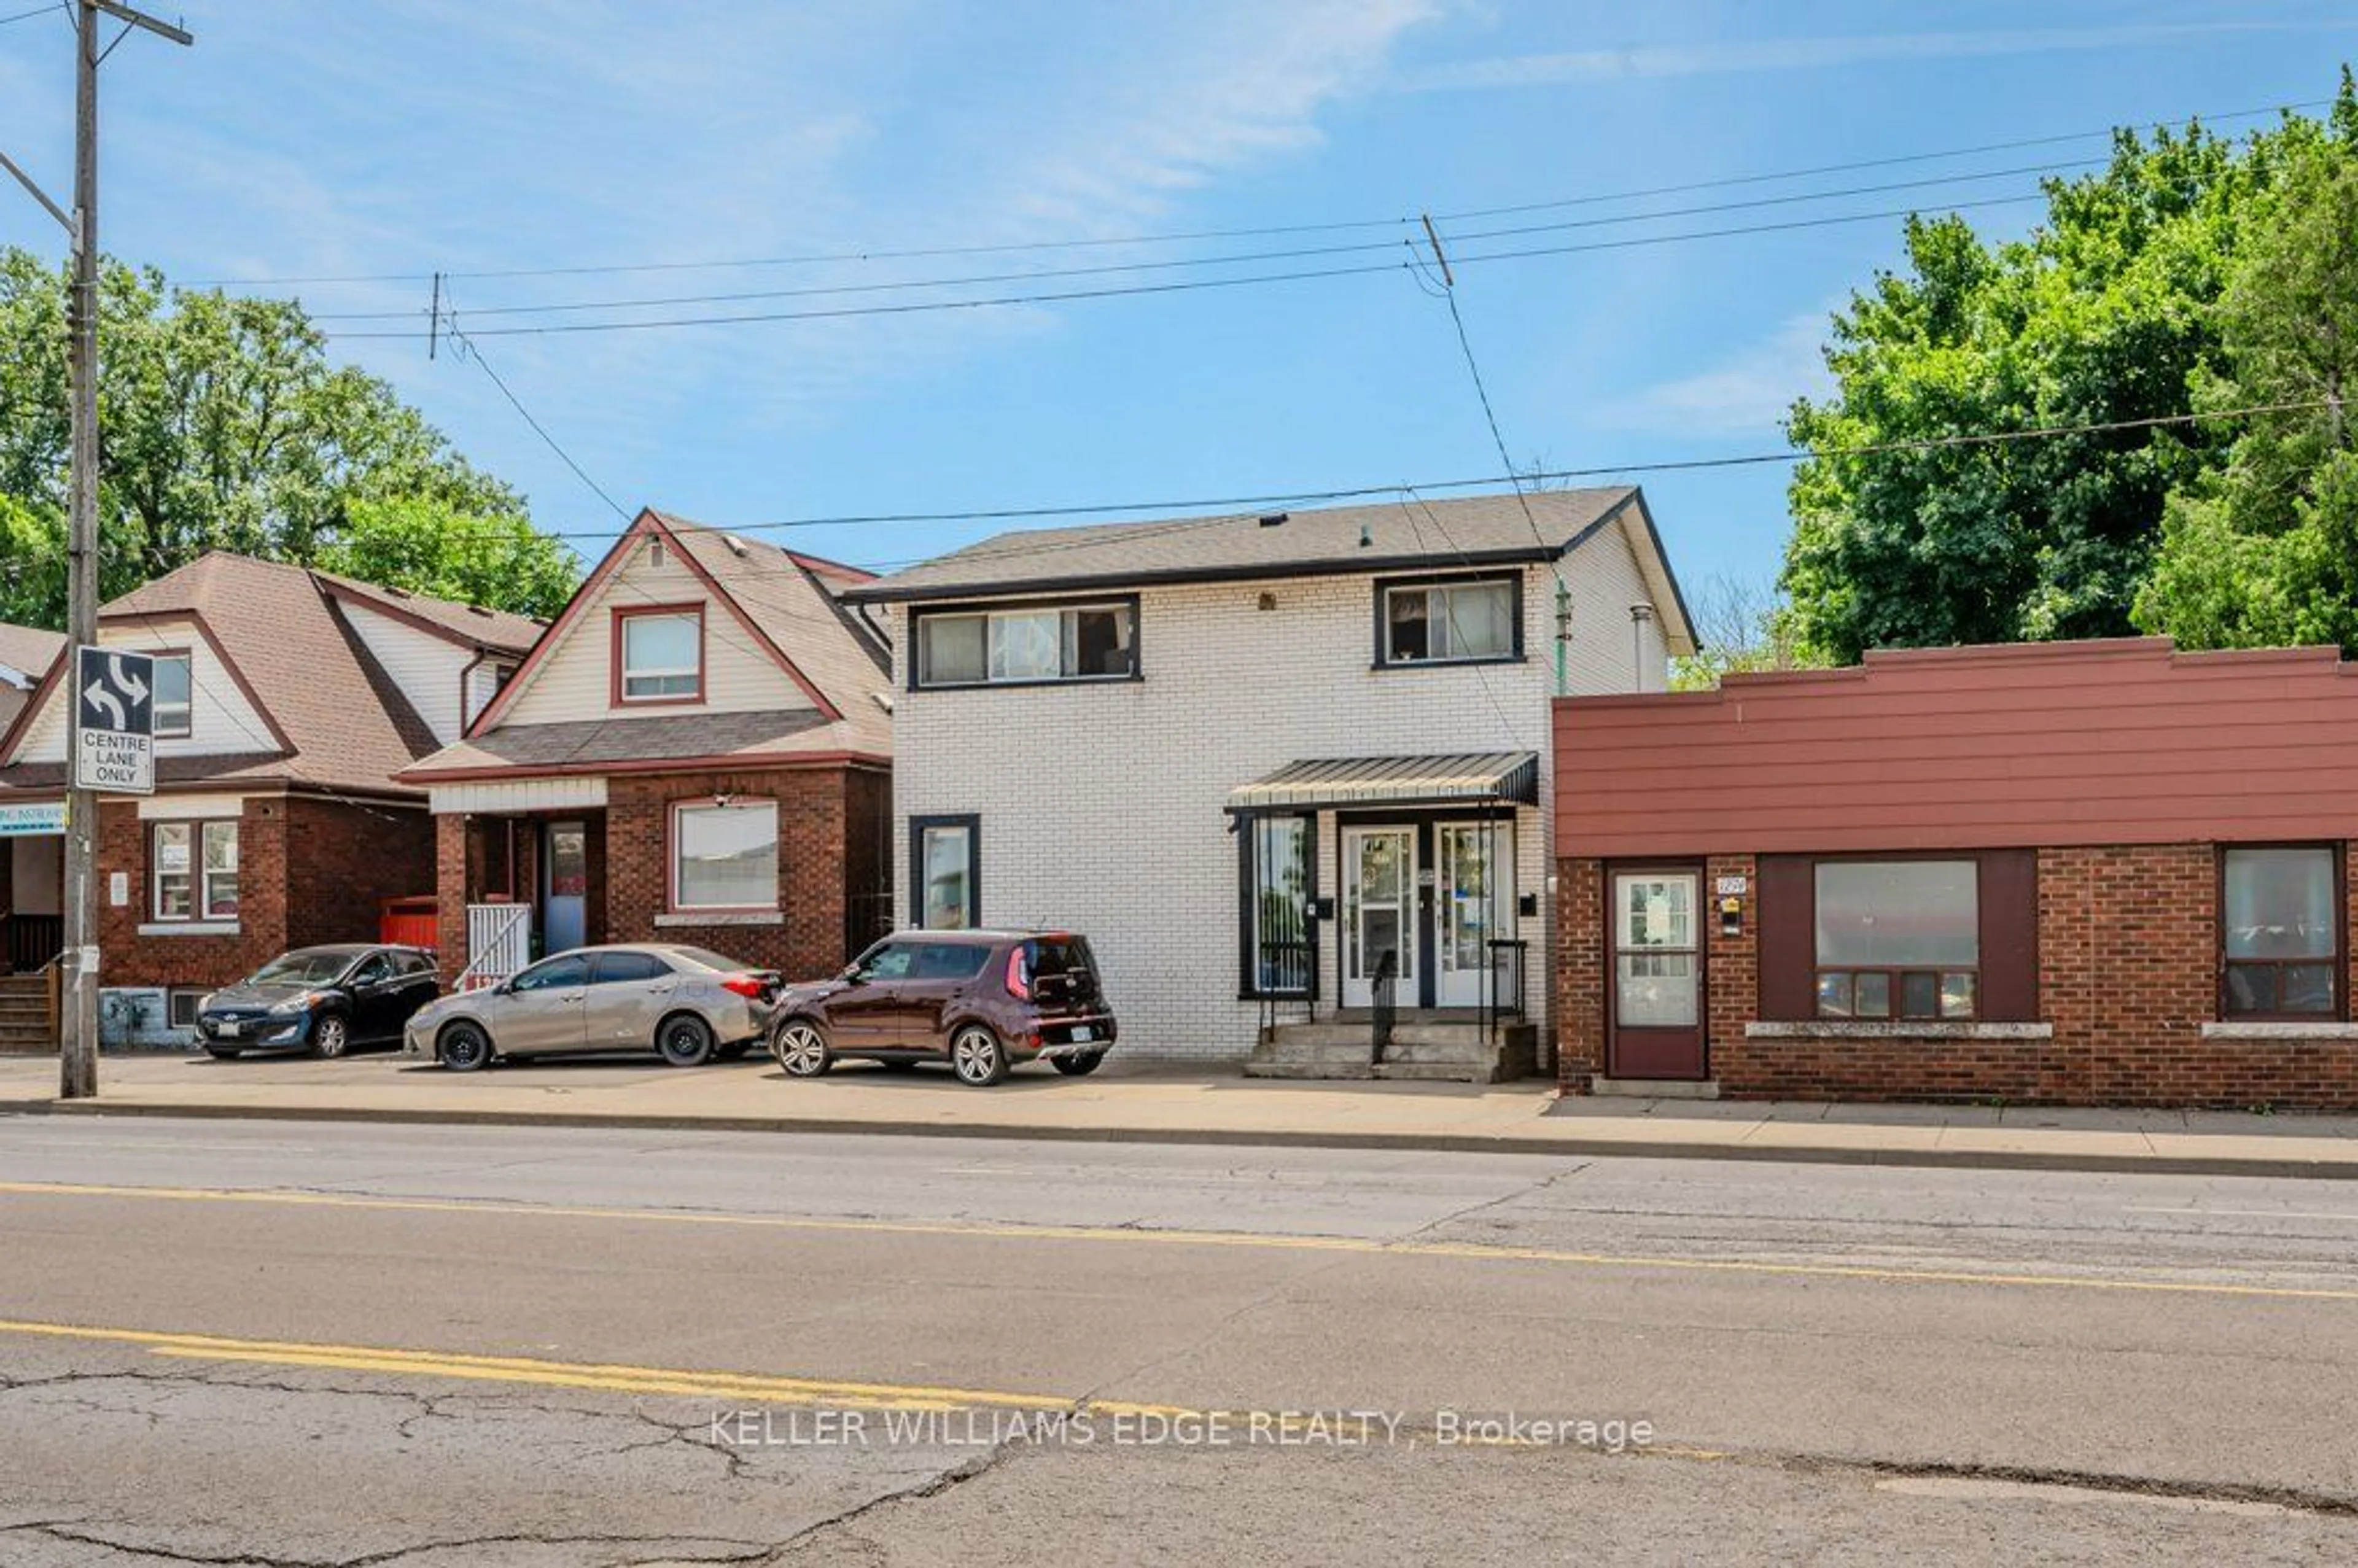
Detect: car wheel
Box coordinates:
(203, 1047, 242, 1062)
(772, 1020, 832, 1078)
(309, 1014, 351, 1060)
(1051, 1050, 1107, 1077)
(950, 1025, 1009, 1087)
(657, 1014, 716, 1068)
(440, 1022, 493, 1073)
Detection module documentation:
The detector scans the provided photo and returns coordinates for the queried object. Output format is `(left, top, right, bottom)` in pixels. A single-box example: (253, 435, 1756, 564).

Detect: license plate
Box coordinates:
(215, 1021, 242, 1038)
(1070, 1026, 1093, 1043)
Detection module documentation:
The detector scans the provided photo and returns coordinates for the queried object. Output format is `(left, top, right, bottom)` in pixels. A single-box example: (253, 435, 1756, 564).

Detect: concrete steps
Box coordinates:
(1246, 1018, 1536, 1084)
(0, 974, 55, 1055)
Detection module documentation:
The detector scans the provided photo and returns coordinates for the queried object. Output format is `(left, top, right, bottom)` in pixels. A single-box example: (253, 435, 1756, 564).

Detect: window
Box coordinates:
(855, 941, 918, 982)
(1242, 815, 1312, 996)
(914, 601, 1137, 687)
(151, 654, 192, 737)
(2224, 847, 2341, 1018)
(513, 954, 589, 992)
(464, 661, 509, 726)
(1378, 577, 1518, 666)
(152, 820, 238, 923)
(912, 815, 979, 929)
(348, 954, 391, 987)
(591, 950, 671, 985)
(617, 608, 702, 703)
(911, 941, 992, 981)
(1813, 860, 1978, 1020)
(166, 990, 203, 1030)
(672, 799, 779, 911)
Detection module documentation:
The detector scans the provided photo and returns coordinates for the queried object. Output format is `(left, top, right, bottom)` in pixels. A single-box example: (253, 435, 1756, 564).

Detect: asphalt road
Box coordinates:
(2, 1115, 2355, 1565)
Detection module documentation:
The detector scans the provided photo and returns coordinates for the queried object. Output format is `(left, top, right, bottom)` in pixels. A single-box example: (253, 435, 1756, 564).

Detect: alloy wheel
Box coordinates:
(774, 1022, 831, 1077)
(951, 1027, 1007, 1087)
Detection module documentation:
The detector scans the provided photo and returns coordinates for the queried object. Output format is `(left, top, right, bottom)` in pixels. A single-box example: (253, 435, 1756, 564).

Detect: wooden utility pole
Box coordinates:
(1, 1, 192, 1098)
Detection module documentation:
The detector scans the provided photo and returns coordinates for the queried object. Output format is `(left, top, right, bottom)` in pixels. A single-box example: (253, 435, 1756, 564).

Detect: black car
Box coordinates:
(197, 944, 440, 1060)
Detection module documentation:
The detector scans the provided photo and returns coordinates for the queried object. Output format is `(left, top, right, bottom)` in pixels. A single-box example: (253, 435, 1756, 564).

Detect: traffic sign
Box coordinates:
(73, 645, 155, 795)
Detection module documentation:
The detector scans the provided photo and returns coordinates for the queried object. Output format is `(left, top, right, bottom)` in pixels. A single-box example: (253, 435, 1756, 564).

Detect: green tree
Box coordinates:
(0, 247, 577, 626)
(2133, 147, 2358, 650)
(316, 495, 579, 620)
(1781, 73, 2358, 664)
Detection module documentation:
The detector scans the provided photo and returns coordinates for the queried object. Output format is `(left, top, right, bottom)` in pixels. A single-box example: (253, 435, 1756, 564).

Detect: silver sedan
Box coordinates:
(403, 944, 783, 1071)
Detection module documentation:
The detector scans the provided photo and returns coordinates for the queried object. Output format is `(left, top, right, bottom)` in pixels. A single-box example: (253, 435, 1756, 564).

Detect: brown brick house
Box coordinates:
(399, 510, 892, 987)
(1555, 637, 2358, 1110)
(0, 555, 542, 1044)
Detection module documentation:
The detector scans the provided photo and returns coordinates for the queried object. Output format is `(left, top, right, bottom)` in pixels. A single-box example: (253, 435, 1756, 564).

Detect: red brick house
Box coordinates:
(399, 510, 892, 987)
(0, 554, 542, 1044)
(1555, 637, 2358, 1110)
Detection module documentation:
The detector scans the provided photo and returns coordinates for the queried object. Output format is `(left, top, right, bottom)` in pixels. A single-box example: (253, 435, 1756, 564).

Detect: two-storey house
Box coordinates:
(844, 489, 1693, 1079)
(399, 509, 894, 986)
(0, 553, 542, 1044)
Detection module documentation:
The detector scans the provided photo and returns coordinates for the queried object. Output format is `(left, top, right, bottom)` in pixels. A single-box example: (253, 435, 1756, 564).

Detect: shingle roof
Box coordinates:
(841, 488, 1644, 605)
(397, 709, 839, 775)
(310, 569, 545, 654)
(0, 623, 63, 685)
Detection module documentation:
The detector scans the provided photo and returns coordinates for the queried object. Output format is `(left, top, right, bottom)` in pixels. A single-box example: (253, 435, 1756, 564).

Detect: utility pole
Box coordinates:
(2, 0, 192, 1098)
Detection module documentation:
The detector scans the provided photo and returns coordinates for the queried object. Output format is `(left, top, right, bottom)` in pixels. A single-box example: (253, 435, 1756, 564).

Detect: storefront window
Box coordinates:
(1813, 860, 1978, 1020)
(2224, 847, 2340, 1017)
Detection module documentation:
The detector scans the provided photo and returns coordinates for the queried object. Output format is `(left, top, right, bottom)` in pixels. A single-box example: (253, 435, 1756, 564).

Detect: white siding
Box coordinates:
(888, 524, 1672, 1061)
(499, 536, 815, 728)
(338, 603, 475, 745)
(12, 619, 281, 764)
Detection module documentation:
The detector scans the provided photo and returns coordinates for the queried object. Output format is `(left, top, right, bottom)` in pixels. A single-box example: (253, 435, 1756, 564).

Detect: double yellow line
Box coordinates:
(4, 1178, 2357, 1302)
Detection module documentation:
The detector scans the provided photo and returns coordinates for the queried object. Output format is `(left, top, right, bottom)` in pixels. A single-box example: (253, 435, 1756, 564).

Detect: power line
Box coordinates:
(324, 193, 2051, 341)
(179, 95, 2328, 291)
(308, 157, 2107, 326)
(0, 4, 60, 26)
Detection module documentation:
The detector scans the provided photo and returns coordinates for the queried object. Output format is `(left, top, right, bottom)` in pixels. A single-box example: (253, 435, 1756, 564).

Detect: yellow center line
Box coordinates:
(1, 1179, 2354, 1302)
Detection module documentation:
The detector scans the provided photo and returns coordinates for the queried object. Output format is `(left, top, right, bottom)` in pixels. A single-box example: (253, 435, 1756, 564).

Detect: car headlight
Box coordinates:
(267, 992, 323, 1017)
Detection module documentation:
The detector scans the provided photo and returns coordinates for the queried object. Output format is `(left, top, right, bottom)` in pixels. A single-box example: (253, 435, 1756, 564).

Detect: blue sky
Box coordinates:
(4, 1, 2355, 599)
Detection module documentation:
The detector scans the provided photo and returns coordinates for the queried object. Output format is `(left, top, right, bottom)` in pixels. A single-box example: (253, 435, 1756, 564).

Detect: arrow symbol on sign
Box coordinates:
(84, 681, 125, 729)
(109, 654, 149, 705)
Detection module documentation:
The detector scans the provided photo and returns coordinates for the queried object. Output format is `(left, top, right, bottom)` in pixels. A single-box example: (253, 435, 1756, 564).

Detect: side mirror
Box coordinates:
(839, 964, 863, 983)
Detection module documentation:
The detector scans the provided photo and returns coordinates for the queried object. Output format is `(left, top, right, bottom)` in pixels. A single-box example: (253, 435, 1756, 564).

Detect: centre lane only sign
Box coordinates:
(74, 645, 155, 796)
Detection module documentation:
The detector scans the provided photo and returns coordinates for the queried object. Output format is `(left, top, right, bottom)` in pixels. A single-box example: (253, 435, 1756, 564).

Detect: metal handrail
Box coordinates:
(1370, 949, 1399, 1065)
(1484, 939, 1528, 1040)
(1254, 939, 1315, 1038)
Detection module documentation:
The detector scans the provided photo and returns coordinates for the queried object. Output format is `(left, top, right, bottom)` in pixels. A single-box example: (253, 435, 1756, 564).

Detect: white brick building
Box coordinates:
(844, 490, 1693, 1070)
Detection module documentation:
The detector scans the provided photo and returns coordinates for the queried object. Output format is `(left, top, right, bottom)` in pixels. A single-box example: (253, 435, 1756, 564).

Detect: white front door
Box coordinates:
(1434, 821, 1516, 1008)
(1341, 826, 1415, 1009)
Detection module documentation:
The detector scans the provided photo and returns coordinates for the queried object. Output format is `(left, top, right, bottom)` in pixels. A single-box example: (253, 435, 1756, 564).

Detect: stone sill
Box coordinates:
(135, 922, 240, 938)
(1745, 1021, 2053, 1042)
(2200, 1022, 2358, 1041)
(653, 910, 783, 928)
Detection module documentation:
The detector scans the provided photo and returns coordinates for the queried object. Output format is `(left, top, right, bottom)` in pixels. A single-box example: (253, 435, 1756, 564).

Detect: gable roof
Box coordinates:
(840, 487, 1694, 649)
(0, 623, 63, 685)
(402, 510, 892, 782)
(311, 570, 544, 655)
(0, 552, 507, 797)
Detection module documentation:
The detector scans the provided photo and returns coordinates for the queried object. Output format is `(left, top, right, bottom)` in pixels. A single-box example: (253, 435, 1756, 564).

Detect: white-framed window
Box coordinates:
(166, 990, 203, 1029)
(1379, 578, 1517, 665)
(671, 799, 779, 911)
(151, 653, 193, 737)
(912, 816, 978, 930)
(153, 819, 238, 922)
(618, 609, 702, 702)
(914, 601, 1137, 688)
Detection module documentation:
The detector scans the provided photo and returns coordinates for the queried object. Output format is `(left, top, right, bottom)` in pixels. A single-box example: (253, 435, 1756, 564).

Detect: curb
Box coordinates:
(6, 1096, 2357, 1180)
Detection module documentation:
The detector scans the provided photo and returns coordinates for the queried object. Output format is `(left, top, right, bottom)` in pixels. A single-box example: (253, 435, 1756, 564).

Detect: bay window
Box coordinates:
(914, 600, 1137, 688)
(671, 799, 777, 911)
(2223, 847, 2341, 1018)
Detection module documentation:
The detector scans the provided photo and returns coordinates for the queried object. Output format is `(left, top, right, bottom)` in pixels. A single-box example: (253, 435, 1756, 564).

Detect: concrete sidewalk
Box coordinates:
(1, 1052, 2354, 1178)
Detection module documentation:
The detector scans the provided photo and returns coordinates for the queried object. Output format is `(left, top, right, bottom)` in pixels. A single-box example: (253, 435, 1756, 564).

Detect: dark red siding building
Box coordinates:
(1554, 638, 2358, 1109)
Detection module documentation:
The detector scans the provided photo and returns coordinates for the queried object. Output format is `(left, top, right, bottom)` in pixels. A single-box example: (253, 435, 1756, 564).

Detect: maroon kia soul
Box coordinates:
(769, 930, 1116, 1085)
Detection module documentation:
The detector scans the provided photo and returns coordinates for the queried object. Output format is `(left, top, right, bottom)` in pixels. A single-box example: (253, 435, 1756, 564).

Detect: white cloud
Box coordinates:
(1621, 311, 1834, 438)
(1392, 21, 2319, 93)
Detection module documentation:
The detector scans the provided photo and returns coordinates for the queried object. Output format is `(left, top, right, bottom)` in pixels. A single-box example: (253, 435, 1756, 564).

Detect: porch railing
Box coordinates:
(3, 912, 63, 976)
(458, 903, 533, 992)
(1254, 939, 1315, 1037)
(1369, 949, 1399, 1066)
(1481, 938, 1529, 1043)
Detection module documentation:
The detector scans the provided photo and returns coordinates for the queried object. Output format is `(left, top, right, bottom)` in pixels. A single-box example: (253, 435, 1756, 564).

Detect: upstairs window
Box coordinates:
(1379, 576, 1518, 665)
(914, 601, 1137, 688)
(2224, 847, 2341, 1018)
(1813, 860, 1979, 1020)
(152, 654, 193, 737)
(617, 608, 702, 704)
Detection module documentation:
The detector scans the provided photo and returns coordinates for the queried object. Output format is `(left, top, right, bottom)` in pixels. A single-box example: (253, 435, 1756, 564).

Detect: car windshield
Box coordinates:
(244, 951, 356, 987)
(667, 947, 752, 974)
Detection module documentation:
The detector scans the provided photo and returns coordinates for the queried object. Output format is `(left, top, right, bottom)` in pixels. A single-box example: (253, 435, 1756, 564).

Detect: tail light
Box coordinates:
(720, 974, 766, 999)
(1004, 945, 1031, 1001)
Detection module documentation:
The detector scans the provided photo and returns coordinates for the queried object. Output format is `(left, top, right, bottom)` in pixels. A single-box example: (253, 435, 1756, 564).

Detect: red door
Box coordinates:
(1606, 866, 1707, 1079)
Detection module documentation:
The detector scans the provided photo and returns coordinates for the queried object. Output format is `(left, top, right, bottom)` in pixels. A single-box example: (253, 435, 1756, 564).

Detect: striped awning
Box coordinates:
(1225, 751, 1539, 813)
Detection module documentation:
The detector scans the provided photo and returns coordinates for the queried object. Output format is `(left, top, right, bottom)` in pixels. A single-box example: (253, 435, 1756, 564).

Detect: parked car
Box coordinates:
(198, 945, 440, 1060)
(770, 930, 1115, 1086)
(402, 944, 782, 1071)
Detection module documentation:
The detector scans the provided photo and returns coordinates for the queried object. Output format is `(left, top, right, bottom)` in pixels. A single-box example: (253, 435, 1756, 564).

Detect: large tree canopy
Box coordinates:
(1780, 72, 2358, 664)
(0, 248, 580, 626)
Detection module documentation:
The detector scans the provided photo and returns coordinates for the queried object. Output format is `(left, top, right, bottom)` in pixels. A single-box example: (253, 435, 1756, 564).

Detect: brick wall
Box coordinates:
(1557, 841, 2358, 1109)
(282, 797, 434, 950)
